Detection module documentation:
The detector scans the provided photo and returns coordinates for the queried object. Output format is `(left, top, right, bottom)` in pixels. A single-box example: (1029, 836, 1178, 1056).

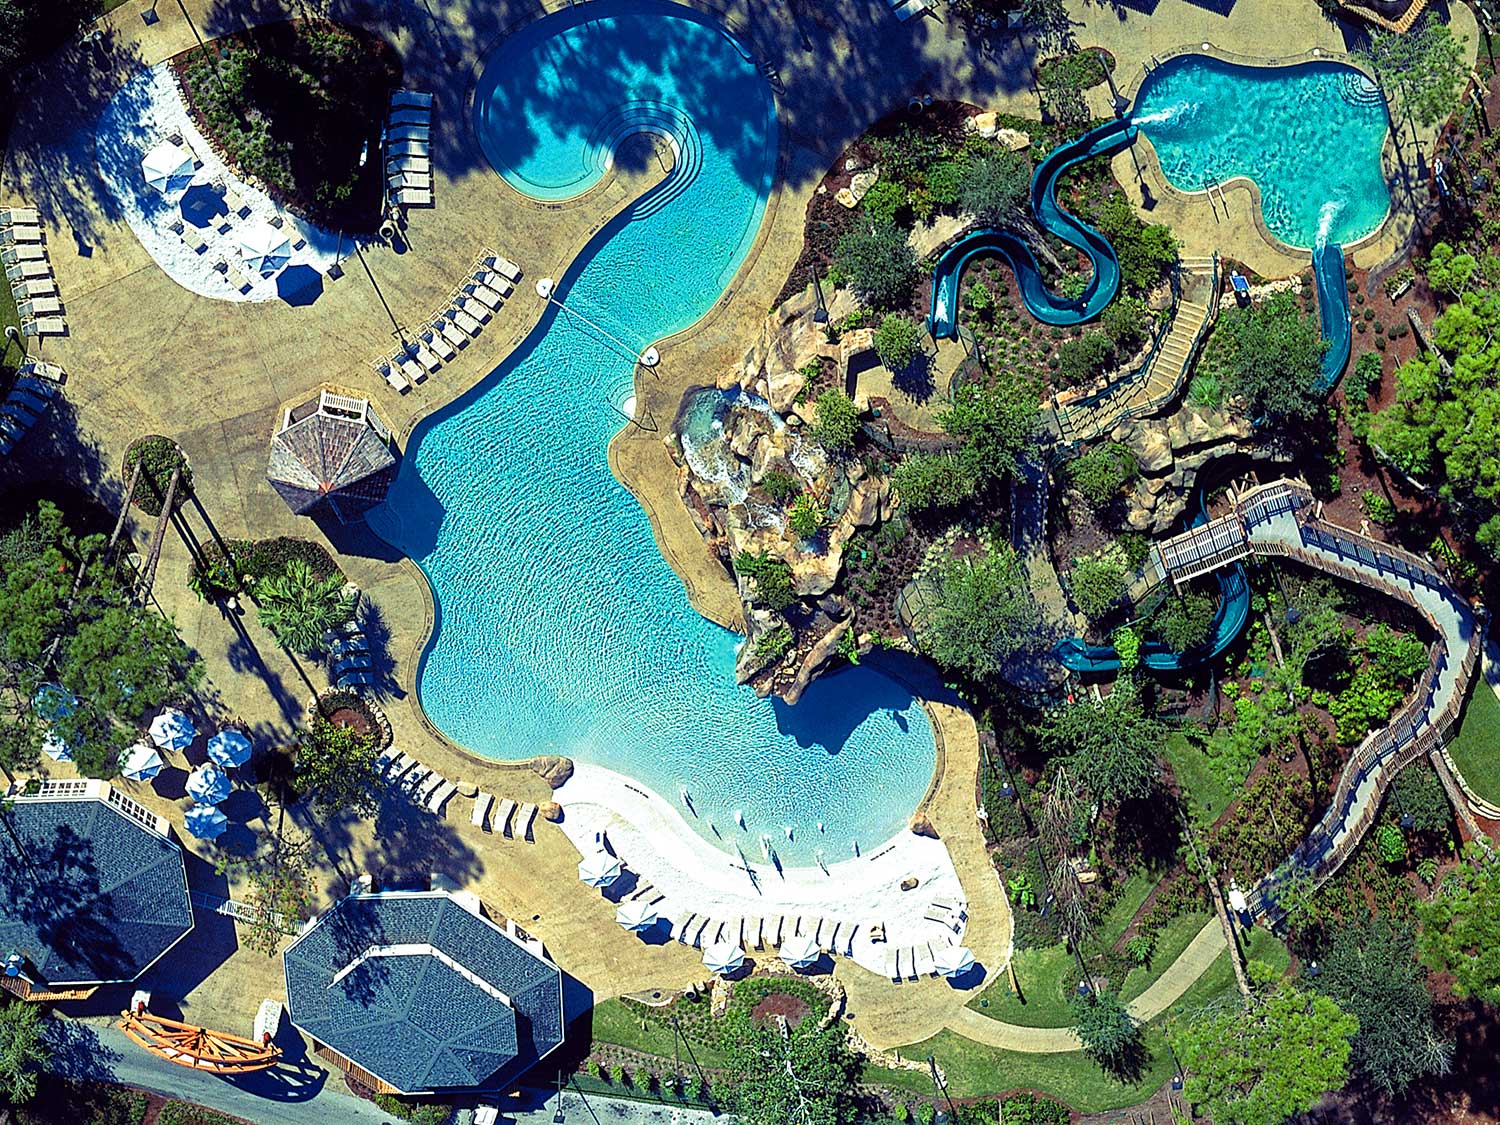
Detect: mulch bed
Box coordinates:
(750, 990, 812, 1030)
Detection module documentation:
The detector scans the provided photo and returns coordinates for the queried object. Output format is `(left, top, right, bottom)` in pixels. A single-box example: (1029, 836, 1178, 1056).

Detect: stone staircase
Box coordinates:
(1053, 254, 1220, 444)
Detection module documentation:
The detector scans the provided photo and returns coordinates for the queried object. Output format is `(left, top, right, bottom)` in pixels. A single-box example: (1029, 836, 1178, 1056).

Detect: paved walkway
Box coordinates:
(945, 918, 1224, 1053)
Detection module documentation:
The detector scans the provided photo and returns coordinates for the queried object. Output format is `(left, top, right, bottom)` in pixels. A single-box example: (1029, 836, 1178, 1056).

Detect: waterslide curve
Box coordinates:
(927, 118, 1136, 337)
(1312, 241, 1351, 394)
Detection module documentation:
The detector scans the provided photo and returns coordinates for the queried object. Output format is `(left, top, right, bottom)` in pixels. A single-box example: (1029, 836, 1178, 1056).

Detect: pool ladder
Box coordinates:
(1204, 177, 1229, 220)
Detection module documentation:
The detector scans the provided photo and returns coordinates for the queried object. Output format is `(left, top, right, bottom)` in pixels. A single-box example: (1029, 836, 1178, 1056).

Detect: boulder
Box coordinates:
(532, 756, 574, 789)
(540, 802, 564, 822)
(969, 111, 999, 138)
(766, 367, 808, 415)
(909, 812, 939, 839)
(1133, 427, 1174, 474)
(909, 212, 972, 260)
(900, 876, 920, 891)
(782, 617, 854, 705)
(995, 127, 1031, 152)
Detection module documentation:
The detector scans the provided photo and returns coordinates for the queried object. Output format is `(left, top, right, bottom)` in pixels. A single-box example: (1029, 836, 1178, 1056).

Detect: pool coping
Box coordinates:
(380, 0, 962, 862)
(1118, 43, 1401, 264)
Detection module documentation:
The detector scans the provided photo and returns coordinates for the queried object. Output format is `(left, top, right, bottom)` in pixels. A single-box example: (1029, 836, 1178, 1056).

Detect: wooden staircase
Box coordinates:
(1054, 254, 1219, 444)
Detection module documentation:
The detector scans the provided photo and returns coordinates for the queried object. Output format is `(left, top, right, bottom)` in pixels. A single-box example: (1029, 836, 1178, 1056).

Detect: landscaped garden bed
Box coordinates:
(123, 435, 193, 516)
(171, 19, 402, 230)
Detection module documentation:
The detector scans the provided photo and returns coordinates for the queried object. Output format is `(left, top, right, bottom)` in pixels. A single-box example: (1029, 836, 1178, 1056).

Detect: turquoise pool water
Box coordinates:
(1132, 56, 1391, 249)
(369, 0, 936, 865)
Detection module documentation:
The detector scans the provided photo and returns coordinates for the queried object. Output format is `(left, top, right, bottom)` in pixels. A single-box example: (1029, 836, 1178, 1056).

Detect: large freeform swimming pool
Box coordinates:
(1132, 56, 1391, 249)
(369, 0, 937, 865)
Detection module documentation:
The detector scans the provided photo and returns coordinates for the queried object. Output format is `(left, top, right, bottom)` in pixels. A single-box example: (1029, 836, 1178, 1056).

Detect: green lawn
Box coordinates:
(1162, 731, 1234, 821)
(1097, 870, 1155, 944)
(1447, 679, 1500, 806)
(965, 944, 1076, 1027)
(1118, 911, 1212, 1004)
(0, 262, 19, 378)
(588, 1000, 731, 1070)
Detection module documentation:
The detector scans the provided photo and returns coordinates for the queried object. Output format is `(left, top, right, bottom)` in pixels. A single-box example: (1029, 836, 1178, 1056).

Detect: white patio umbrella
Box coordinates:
(615, 900, 658, 933)
(32, 683, 75, 721)
(933, 944, 976, 979)
(121, 742, 164, 781)
(149, 707, 197, 751)
(703, 940, 745, 976)
(238, 221, 291, 276)
(206, 729, 252, 769)
(186, 763, 232, 805)
(779, 933, 820, 969)
(141, 140, 195, 195)
(185, 803, 229, 840)
(578, 851, 623, 888)
(41, 731, 73, 762)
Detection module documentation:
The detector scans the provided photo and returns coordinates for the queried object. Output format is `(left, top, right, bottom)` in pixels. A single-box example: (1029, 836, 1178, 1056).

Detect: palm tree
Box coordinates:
(254, 560, 354, 656)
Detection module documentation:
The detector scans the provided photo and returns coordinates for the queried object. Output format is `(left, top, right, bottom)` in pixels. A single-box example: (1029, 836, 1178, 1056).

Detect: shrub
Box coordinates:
(916, 1103, 937, 1125)
(1068, 547, 1129, 620)
(735, 552, 797, 611)
(124, 437, 193, 517)
(587, 1059, 602, 1078)
(610, 1064, 625, 1085)
(926, 160, 964, 205)
(812, 389, 862, 451)
(1361, 490, 1398, 524)
(957, 149, 1031, 222)
(1101, 295, 1151, 351)
(861, 179, 908, 225)
(1376, 822, 1408, 864)
(834, 221, 918, 309)
(1094, 195, 1178, 292)
(1153, 591, 1217, 652)
(893, 1105, 911, 1124)
(1125, 933, 1155, 966)
(1187, 371, 1225, 410)
(760, 470, 800, 502)
(874, 314, 922, 371)
(788, 494, 823, 540)
(890, 453, 979, 513)
(1055, 330, 1116, 385)
(255, 558, 355, 655)
(1037, 49, 1111, 90)
(1067, 443, 1138, 506)
(1113, 625, 1141, 669)
(964, 280, 995, 319)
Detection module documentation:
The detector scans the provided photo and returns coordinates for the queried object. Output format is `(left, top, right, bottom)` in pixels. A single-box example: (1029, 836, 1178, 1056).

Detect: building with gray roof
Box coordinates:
(266, 389, 398, 523)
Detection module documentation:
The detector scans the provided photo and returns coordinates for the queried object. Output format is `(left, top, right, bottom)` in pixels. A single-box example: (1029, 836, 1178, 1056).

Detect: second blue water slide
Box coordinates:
(1312, 242, 1351, 394)
(928, 117, 1137, 336)
(1053, 487, 1252, 676)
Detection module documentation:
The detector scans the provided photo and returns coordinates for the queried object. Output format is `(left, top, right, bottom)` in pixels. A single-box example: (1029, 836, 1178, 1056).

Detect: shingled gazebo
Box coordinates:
(267, 390, 398, 523)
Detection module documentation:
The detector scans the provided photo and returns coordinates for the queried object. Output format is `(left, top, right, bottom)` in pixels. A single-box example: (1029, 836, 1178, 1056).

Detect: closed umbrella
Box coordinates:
(779, 933, 820, 969)
(703, 940, 745, 976)
(933, 944, 976, 979)
(185, 803, 228, 840)
(150, 708, 197, 751)
(238, 222, 291, 277)
(32, 683, 75, 721)
(578, 851, 623, 888)
(42, 731, 72, 762)
(121, 742, 164, 782)
(186, 763, 231, 805)
(142, 141, 195, 195)
(207, 729, 252, 769)
(615, 900, 658, 932)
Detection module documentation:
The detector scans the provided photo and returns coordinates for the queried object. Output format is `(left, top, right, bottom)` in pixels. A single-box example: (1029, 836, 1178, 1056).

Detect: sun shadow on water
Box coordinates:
(770, 652, 938, 753)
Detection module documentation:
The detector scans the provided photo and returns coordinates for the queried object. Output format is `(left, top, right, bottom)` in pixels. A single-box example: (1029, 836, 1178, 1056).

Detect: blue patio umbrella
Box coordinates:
(32, 683, 75, 721)
(142, 140, 194, 196)
(207, 729, 252, 769)
(185, 803, 229, 840)
(121, 741, 164, 782)
(276, 263, 324, 306)
(186, 763, 232, 805)
(42, 731, 73, 762)
(150, 707, 197, 751)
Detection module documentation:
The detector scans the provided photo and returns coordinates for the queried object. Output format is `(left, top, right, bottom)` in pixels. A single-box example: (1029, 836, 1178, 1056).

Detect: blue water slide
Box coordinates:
(1312, 241, 1351, 395)
(928, 117, 1137, 338)
(1052, 489, 1252, 676)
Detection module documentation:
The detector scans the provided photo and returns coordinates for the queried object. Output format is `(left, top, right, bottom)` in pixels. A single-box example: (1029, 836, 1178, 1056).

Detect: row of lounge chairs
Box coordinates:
(323, 614, 376, 689)
(2, 207, 66, 337)
(0, 364, 64, 458)
(885, 942, 942, 982)
(669, 911, 862, 958)
(376, 250, 522, 394)
(470, 792, 539, 842)
(385, 91, 435, 208)
(377, 747, 457, 815)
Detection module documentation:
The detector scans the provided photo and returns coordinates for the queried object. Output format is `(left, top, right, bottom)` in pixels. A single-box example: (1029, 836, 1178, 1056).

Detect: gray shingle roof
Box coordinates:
(266, 410, 397, 522)
(283, 892, 564, 1094)
(0, 797, 193, 986)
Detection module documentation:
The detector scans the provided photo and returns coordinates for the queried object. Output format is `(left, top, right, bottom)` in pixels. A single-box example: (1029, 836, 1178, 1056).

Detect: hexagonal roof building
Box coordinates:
(0, 781, 193, 1000)
(283, 890, 565, 1096)
(266, 389, 398, 523)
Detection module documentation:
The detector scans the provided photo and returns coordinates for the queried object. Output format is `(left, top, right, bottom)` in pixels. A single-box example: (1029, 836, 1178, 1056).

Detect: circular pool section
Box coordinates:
(1132, 56, 1391, 249)
(371, 0, 937, 865)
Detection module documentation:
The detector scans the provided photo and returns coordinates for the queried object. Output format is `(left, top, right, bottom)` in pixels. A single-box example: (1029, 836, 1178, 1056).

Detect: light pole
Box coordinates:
(352, 241, 408, 347)
(925, 1054, 962, 1122)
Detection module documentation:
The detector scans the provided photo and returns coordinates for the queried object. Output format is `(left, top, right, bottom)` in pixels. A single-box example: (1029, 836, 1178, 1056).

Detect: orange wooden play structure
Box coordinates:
(117, 1005, 282, 1073)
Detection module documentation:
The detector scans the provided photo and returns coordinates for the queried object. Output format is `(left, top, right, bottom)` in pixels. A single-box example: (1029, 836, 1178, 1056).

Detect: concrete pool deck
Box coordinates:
(0, 0, 1458, 1067)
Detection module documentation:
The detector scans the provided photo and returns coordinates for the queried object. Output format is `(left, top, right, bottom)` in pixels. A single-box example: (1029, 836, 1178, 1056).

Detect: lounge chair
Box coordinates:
(409, 341, 442, 375)
(11, 279, 56, 300)
(1, 245, 45, 264)
(221, 186, 250, 217)
(475, 269, 514, 298)
(0, 226, 41, 245)
(336, 670, 376, 689)
(387, 125, 431, 143)
(179, 226, 208, 256)
(388, 140, 429, 158)
(426, 781, 456, 814)
(16, 298, 61, 318)
(400, 767, 430, 795)
(484, 255, 522, 282)
(886, 951, 901, 982)
(416, 772, 445, 803)
(516, 802, 538, 841)
(387, 155, 431, 177)
(331, 652, 373, 678)
(391, 90, 436, 110)
(376, 361, 411, 394)
(457, 296, 492, 324)
(448, 307, 483, 336)
(474, 1105, 500, 1125)
(495, 798, 519, 840)
(394, 352, 426, 385)
(464, 284, 502, 313)
(433, 318, 468, 351)
(8, 386, 53, 415)
(387, 754, 417, 782)
(21, 317, 65, 337)
(329, 635, 370, 657)
(6, 261, 49, 281)
(0, 208, 40, 227)
(471, 792, 493, 829)
(386, 169, 425, 191)
(395, 187, 433, 208)
(224, 263, 254, 292)
(375, 747, 401, 773)
(388, 107, 431, 128)
(671, 913, 696, 943)
(19, 361, 66, 384)
(422, 328, 456, 363)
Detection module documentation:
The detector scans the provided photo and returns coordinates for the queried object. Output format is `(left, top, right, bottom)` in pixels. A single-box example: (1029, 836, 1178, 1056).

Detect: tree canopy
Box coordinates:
(1313, 918, 1452, 1097)
(956, 149, 1031, 224)
(1203, 290, 1327, 424)
(0, 999, 46, 1105)
(1359, 17, 1467, 132)
(916, 546, 1040, 680)
(1069, 989, 1144, 1078)
(1416, 841, 1500, 1004)
(939, 373, 1041, 485)
(293, 719, 385, 819)
(834, 220, 918, 310)
(255, 558, 355, 656)
(722, 1013, 862, 1125)
(1039, 679, 1163, 806)
(1169, 972, 1358, 1125)
(0, 502, 203, 778)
